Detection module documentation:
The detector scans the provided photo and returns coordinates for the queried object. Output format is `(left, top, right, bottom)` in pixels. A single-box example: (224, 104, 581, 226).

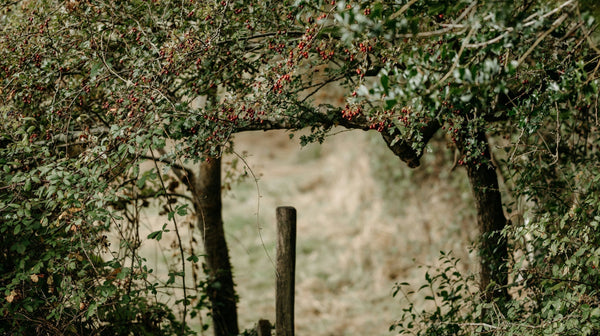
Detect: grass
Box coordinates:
(220, 128, 478, 335)
(107, 126, 480, 335)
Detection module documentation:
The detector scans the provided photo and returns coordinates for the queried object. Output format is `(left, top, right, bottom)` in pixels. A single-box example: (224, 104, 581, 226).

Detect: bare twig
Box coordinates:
(390, 0, 419, 20)
(452, 322, 499, 330)
(149, 147, 188, 332)
(300, 74, 347, 103)
(509, 127, 526, 163)
(398, 1, 477, 38)
(522, 0, 575, 27)
(139, 154, 195, 184)
(425, 27, 476, 95)
(231, 150, 277, 273)
(466, 31, 509, 48)
(516, 14, 568, 68)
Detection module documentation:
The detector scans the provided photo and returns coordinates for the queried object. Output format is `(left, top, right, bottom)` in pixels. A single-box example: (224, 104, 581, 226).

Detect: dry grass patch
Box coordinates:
(223, 129, 478, 335)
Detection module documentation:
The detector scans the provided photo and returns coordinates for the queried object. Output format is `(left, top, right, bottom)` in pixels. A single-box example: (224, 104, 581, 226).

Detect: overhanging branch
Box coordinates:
(381, 119, 441, 168)
(233, 104, 440, 168)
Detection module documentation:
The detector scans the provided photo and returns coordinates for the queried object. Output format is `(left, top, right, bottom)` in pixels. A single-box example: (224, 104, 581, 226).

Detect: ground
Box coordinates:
(115, 124, 479, 335)
(219, 128, 478, 335)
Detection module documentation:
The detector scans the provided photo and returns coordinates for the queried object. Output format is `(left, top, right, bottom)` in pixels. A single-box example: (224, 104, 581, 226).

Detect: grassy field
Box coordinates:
(218, 128, 478, 335)
(109, 125, 481, 335)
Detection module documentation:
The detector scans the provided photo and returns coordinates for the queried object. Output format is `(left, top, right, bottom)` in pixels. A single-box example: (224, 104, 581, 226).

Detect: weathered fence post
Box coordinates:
(276, 206, 296, 336)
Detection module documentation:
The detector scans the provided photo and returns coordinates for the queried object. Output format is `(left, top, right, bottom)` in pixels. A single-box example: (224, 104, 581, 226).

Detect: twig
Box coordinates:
(425, 27, 475, 95)
(139, 154, 195, 182)
(78, 233, 101, 279)
(125, 192, 195, 203)
(398, 1, 477, 38)
(516, 14, 568, 68)
(99, 34, 132, 87)
(217, 31, 304, 46)
(466, 31, 509, 48)
(523, 0, 575, 27)
(232, 150, 277, 274)
(300, 74, 347, 103)
(509, 127, 525, 163)
(149, 147, 188, 333)
(451, 322, 499, 330)
(553, 103, 560, 165)
(390, 0, 419, 20)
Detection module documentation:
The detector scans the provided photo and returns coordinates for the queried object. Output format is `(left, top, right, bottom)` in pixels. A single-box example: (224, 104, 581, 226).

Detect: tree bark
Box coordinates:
(194, 157, 239, 336)
(460, 131, 509, 302)
(381, 120, 441, 168)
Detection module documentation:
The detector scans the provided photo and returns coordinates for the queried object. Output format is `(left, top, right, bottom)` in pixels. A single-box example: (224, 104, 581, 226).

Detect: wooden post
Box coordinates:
(257, 319, 272, 336)
(276, 206, 296, 336)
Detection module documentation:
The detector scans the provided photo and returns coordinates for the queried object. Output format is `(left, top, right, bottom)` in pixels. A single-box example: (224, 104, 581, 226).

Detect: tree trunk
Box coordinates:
(194, 157, 239, 336)
(460, 131, 509, 302)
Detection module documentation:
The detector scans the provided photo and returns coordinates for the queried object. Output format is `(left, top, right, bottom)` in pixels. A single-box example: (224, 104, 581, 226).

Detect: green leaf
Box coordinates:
(385, 99, 397, 109)
(136, 175, 147, 189)
(13, 243, 26, 254)
(116, 267, 129, 280)
(24, 304, 34, 313)
(147, 230, 163, 241)
(380, 74, 389, 92)
(460, 94, 472, 102)
(167, 273, 175, 285)
(187, 254, 200, 263)
(176, 204, 188, 216)
(86, 301, 98, 318)
(90, 62, 102, 79)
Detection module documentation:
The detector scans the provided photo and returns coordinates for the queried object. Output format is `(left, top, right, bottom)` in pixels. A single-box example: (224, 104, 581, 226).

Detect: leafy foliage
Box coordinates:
(1, 0, 599, 334)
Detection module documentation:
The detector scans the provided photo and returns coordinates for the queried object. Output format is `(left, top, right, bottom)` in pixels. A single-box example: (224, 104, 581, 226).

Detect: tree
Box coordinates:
(1, 0, 599, 335)
(194, 157, 239, 336)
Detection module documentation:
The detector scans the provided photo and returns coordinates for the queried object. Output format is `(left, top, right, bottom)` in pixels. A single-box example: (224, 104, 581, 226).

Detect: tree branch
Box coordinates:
(516, 14, 568, 68)
(139, 154, 195, 183)
(381, 119, 441, 168)
(235, 104, 440, 167)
